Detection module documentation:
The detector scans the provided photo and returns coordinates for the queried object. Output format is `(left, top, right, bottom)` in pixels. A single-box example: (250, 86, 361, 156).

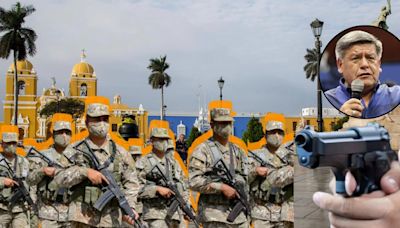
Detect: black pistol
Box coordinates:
(295, 123, 398, 196)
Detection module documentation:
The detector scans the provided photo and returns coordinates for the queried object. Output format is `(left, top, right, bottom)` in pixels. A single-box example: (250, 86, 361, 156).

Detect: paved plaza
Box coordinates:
(294, 163, 331, 228)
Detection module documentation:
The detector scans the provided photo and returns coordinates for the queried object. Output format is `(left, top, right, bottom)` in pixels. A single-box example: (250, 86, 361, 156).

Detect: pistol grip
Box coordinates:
(352, 151, 397, 196)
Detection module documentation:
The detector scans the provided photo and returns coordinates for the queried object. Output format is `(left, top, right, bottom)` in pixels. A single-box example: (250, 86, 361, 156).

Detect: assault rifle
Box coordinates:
(212, 159, 251, 223)
(248, 150, 293, 202)
(26, 147, 64, 169)
(148, 162, 200, 228)
(0, 156, 37, 214)
(73, 140, 143, 228)
(26, 146, 68, 201)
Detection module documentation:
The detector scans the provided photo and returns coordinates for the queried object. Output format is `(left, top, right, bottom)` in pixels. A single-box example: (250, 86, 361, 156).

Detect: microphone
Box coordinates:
(351, 79, 364, 99)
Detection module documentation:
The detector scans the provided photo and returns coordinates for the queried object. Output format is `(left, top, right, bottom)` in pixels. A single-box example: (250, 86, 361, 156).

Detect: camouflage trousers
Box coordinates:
(202, 221, 249, 228)
(0, 209, 29, 228)
(146, 219, 180, 228)
(252, 220, 293, 228)
(40, 219, 71, 228)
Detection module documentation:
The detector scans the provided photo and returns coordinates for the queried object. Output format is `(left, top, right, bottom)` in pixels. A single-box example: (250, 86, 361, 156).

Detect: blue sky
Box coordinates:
(0, 0, 399, 121)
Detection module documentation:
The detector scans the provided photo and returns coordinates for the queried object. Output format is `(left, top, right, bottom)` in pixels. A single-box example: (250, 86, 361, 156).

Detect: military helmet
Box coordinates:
(210, 108, 234, 122)
(266, 120, 284, 132)
(85, 96, 110, 117)
(0, 125, 18, 143)
(129, 145, 142, 155)
(52, 113, 73, 132)
(150, 127, 170, 139)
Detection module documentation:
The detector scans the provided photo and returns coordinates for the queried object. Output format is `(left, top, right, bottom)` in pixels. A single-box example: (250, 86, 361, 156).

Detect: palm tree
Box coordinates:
(148, 55, 171, 120)
(303, 48, 318, 81)
(0, 2, 37, 126)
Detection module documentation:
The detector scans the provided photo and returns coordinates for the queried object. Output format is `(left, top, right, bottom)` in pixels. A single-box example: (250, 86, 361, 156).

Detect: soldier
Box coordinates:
(136, 128, 189, 228)
(248, 120, 294, 228)
(129, 145, 142, 163)
(26, 113, 75, 227)
(0, 125, 30, 227)
(53, 96, 140, 227)
(189, 108, 249, 228)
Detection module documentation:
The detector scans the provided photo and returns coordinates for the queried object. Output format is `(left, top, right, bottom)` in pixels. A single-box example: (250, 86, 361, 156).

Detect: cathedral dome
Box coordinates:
(8, 59, 34, 74)
(72, 62, 94, 75)
(71, 50, 95, 77)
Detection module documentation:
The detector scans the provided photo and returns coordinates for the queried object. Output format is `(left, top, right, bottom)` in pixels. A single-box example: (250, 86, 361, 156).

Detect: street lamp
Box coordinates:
(218, 76, 225, 101)
(310, 18, 324, 132)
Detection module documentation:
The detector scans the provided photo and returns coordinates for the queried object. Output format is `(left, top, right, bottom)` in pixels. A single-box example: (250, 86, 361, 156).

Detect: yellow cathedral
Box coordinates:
(1, 51, 148, 141)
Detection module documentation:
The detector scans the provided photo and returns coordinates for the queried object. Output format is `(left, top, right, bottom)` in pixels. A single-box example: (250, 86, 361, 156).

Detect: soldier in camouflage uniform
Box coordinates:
(0, 126, 30, 228)
(136, 128, 189, 228)
(248, 121, 294, 228)
(27, 114, 75, 228)
(189, 108, 249, 228)
(53, 97, 140, 227)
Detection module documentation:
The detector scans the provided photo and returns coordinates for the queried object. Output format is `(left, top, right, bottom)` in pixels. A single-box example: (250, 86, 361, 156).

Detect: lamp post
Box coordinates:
(310, 18, 324, 132)
(218, 77, 225, 101)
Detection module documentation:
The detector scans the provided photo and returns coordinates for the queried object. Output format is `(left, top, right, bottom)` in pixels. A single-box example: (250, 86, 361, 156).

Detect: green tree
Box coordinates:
(39, 98, 85, 120)
(0, 2, 37, 125)
(148, 55, 171, 120)
(303, 48, 318, 81)
(186, 127, 202, 148)
(242, 117, 264, 144)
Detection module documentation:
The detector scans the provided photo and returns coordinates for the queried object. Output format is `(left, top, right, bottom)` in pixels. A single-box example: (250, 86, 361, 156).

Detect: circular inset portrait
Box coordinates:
(320, 26, 400, 119)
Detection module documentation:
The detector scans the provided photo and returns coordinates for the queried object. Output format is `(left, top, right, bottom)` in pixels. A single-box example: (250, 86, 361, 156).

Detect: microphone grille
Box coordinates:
(351, 79, 364, 93)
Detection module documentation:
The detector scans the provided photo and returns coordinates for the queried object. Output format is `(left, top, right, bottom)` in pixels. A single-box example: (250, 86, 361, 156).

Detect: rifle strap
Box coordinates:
(165, 157, 171, 181)
(13, 155, 18, 177)
(148, 156, 172, 180)
(83, 139, 116, 170)
(206, 140, 236, 174)
(252, 151, 268, 166)
(229, 144, 235, 178)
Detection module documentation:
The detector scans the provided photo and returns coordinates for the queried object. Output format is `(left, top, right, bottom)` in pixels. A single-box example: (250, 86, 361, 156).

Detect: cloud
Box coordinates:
(0, 0, 398, 122)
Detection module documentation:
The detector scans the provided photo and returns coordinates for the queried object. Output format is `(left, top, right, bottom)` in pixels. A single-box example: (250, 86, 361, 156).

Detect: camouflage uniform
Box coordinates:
(248, 121, 294, 228)
(189, 108, 249, 228)
(27, 119, 74, 228)
(53, 100, 140, 227)
(0, 131, 30, 228)
(129, 145, 142, 163)
(136, 128, 188, 228)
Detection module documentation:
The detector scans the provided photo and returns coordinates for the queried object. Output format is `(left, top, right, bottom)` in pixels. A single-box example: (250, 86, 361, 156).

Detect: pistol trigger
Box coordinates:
(351, 154, 364, 169)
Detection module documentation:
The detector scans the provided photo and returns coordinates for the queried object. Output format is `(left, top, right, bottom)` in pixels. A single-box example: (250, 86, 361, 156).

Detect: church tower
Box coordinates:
(69, 50, 97, 99)
(3, 59, 38, 138)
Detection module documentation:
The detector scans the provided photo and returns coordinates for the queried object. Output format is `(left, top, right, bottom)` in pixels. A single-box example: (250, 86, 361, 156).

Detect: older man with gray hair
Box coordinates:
(324, 30, 400, 118)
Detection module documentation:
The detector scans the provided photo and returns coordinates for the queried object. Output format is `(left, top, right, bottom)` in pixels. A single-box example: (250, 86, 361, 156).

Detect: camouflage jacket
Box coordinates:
(27, 145, 74, 222)
(53, 136, 140, 227)
(189, 139, 249, 224)
(136, 151, 188, 221)
(248, 145, 294, 222)
(0, 153, 30, 213)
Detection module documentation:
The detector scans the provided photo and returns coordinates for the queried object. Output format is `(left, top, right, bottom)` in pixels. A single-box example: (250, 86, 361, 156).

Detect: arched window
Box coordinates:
(80, 83, 88, 96)
(18, 81, 25, 95)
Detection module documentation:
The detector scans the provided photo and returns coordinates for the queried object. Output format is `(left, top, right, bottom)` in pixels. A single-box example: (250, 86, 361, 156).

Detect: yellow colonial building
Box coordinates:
(2, 51, 149, 141)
